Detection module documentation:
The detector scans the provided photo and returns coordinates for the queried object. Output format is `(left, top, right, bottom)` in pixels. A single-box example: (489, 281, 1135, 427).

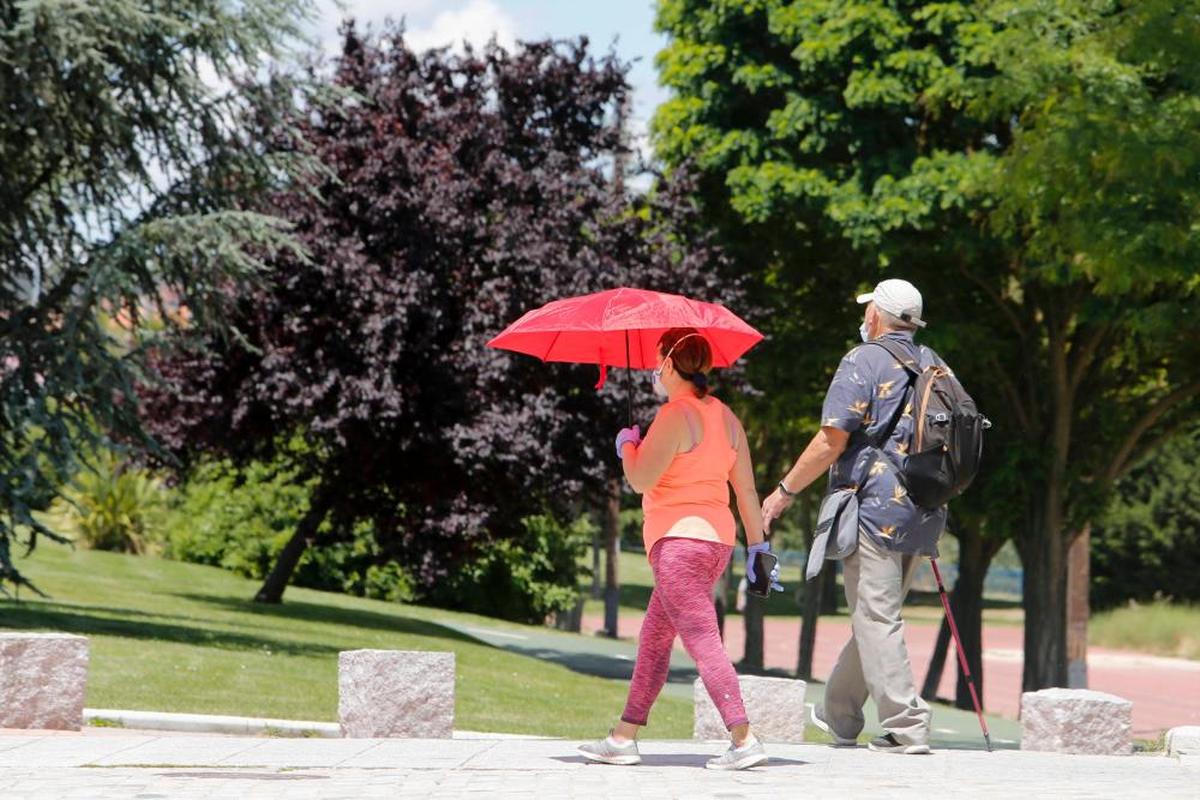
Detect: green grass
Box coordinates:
(2, 546, 693, 737)
(1089, 601, 1200, 660)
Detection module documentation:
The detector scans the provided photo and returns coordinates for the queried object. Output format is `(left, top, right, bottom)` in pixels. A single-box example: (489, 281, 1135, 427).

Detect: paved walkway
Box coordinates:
(0, 730, 1194, 799)
(583, 613, 1200, 738)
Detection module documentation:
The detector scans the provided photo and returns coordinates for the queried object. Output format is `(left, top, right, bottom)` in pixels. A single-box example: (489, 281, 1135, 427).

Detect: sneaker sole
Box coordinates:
(577, 747, 641, 766)
(809, 707, 858, 747)
(868, 741, 931, 755)
(705, 752, 769, 771)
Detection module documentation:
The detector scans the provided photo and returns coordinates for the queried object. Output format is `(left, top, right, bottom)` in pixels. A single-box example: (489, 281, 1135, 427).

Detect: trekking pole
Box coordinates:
(929, 557, 993, 752)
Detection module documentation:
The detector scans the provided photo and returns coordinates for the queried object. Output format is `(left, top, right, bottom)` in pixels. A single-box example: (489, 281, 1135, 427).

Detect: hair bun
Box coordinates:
(689, 372, 709, 389)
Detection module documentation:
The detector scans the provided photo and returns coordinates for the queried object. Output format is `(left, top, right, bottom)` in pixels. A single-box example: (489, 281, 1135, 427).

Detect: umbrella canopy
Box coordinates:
(487, 288, 763, 374)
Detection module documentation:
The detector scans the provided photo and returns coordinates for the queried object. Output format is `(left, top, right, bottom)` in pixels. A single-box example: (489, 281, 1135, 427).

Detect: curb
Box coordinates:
(82, 709, 554, 740)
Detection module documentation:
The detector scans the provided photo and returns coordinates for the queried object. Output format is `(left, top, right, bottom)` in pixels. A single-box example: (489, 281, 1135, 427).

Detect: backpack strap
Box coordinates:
(864, 339, 920, 449)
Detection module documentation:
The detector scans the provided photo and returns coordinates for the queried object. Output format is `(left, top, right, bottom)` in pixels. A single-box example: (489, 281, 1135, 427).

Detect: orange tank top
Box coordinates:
(641, 395, 738, 555)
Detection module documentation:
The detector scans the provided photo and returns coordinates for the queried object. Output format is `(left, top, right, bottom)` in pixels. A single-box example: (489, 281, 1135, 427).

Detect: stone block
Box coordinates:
(338, 650, 454, 738)
(1165, 726, 1200, 757)
(693, 675, 807, 742)
(0, 633, 89, 730)
(1020, 688, 1132, 755)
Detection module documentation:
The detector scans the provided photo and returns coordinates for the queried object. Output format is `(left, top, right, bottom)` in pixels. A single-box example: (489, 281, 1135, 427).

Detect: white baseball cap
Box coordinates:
(856, 278, 926, 328)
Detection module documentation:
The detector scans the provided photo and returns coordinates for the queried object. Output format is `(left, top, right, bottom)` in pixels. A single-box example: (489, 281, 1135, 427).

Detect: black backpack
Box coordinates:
(868, 339, 989, 508)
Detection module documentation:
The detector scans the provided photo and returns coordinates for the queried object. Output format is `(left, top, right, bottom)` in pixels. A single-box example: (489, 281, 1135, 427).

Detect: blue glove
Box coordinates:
(746, 541, 784, 593)
(615, 425, 641, 459)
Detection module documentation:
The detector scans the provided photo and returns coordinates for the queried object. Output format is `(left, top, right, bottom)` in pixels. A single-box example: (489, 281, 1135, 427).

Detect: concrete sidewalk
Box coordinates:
(0, 730, 1195, 799)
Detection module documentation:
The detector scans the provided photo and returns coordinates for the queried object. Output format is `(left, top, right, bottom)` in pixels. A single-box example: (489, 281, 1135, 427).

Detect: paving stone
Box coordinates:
(1165, 725, 1200, 757)
(337, 650, 454, 738)
(1020, 688, 1133, 755)
(693, 675, 807, 742)
(0, 633, 89, 730)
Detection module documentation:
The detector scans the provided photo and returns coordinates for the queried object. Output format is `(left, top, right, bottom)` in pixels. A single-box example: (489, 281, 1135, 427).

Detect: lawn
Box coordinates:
(1089, 601, 1200, 660)
(1, 545, 693, 737)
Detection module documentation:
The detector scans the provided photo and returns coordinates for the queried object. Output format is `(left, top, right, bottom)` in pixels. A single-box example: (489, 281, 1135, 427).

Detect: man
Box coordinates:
(761, 278, 947, 755)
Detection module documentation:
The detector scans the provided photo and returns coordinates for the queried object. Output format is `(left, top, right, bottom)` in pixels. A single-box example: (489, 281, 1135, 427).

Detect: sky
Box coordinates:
(310, 0, 671, 160)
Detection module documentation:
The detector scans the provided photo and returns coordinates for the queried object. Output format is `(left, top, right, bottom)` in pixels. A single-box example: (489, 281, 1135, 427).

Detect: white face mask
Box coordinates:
(651, 364, 669, 398)
(859, 320, 871, 342)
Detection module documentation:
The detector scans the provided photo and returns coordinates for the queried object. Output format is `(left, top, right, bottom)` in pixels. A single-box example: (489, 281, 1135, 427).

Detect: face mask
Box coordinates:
(651, 366, 669, 399)
(859, 321, 871, 342)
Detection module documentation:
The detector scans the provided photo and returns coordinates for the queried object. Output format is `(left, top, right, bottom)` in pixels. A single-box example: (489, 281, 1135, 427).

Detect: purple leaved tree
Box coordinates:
(140, 23, 746, 609)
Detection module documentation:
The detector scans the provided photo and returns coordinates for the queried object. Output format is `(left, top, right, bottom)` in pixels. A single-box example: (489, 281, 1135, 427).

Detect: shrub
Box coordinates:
(41, 454, 167, 554)
(429, 514, 593, 624)
(162, 458, 416, 602)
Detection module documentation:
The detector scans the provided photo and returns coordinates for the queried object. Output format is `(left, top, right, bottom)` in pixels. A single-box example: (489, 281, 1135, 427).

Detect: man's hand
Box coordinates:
(761, 487, 795, 534)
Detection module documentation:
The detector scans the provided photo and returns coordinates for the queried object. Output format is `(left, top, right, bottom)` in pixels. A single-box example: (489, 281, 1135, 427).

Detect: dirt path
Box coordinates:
(583, 612, 1199, 737)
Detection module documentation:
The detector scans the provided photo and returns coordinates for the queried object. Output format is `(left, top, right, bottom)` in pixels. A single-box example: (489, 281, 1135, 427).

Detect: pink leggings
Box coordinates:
(621, 537, 748, 730)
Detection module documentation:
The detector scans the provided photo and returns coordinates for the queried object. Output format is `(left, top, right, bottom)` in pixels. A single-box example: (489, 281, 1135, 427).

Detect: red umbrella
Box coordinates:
(487, 288, 763, 422)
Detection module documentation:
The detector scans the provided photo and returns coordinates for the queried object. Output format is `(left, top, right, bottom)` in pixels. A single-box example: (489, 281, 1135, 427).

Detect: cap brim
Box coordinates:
(856, 293, 874, 305)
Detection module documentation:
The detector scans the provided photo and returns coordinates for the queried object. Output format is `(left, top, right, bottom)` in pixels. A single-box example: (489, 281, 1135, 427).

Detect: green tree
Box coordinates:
(653, 0, 1200, 692)
(0, 0, 318, 594)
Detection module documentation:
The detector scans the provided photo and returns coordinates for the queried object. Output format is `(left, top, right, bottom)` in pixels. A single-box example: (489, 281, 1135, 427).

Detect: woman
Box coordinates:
(578, 328, 779, 771)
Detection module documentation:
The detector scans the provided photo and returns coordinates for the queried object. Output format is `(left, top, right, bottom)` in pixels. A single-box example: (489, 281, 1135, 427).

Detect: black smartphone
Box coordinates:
(746, 551, 778, 598)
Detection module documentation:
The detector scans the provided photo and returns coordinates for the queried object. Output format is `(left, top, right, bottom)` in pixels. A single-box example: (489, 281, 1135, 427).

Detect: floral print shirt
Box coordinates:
(819, 331, 947, 556)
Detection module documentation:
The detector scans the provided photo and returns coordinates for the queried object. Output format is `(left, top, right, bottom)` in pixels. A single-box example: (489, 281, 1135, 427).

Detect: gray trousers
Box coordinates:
(823, 530, 931, 745)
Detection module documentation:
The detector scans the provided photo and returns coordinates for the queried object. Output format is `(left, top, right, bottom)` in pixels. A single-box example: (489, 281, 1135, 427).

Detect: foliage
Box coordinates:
(1089, 600, 1200, 661)
(1091, 427, 1200, 610)
(139, 25, 744, 601)
(429, 514, 594, 624)
(40, 453, 167, 555)
(653, 0, 1200, 689)
(162, 455, 416, 603)
(0, 0, 320, 593)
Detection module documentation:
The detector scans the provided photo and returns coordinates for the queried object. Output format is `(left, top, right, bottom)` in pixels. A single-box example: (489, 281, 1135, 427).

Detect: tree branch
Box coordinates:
(986, 351, 1033, 434)
(957, 259, 1026, 343)
(1104, 386, 1200, 482)
(1104, 381, 1200, 484)
(1068, 322, 1110, 396)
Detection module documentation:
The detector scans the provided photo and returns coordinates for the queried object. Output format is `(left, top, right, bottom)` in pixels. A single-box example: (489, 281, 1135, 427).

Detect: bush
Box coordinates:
(41, 454, 167, 554)
(428, 514, 593, 624)
(1092, 428, 1200, 609)
(162, 458, 416, 602)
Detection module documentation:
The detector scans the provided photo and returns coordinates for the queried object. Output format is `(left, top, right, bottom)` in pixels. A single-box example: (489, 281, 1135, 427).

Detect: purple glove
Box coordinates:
(746, 541, 784, 593)
(615, 425, 641, 459)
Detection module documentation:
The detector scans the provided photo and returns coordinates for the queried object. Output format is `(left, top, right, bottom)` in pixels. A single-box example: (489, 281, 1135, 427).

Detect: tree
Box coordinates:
(1091, 425, 1200, 610)
(141, 25, 743, 605)
(653, 0, 1200, 693)
(0, 0, 317, 594)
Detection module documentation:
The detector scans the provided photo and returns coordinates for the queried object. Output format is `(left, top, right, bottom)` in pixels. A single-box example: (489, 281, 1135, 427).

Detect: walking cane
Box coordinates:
(929, 557, 993, 752)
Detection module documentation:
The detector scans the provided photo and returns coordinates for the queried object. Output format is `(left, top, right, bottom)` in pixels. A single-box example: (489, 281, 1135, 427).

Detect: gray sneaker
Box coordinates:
(578, 732, 641, 766)
(810, 704, 858, 747)
(868, 733, 931, 755)
(705, 737, 769, 771)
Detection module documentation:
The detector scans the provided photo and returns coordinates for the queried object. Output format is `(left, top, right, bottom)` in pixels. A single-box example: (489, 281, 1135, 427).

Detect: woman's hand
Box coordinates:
(614, 425, 641, 459)
(761, 486, 795, 534)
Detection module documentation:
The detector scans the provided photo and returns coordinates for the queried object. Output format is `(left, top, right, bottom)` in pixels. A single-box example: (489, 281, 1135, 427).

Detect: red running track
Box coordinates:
(583, 612, 1200, 737)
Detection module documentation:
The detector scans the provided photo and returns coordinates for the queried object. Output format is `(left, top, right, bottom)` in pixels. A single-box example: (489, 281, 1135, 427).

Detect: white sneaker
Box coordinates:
(810, 704, 858, 747)
(868, 733, 931, 755)
(705, 737, 768, 771)
(578, 732, 641, 766)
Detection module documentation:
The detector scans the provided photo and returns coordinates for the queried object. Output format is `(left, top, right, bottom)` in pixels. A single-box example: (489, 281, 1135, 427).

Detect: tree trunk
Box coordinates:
(951, 534, 991, 710)
(797, 492, 822, 679)
(1066, 524, 1090, 688)
(590, 527, 602, 599)
(921, 615, 953, 701)
(254, 486, 331, 604)
(742, 592, 765, 672)
(821, 560, 840, 614)
(1020, 509, 1069, 690)
(602, 478, 621, 638)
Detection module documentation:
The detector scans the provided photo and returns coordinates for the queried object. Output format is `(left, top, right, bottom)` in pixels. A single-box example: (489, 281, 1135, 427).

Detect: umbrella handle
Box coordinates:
(625, 330, 634, 426)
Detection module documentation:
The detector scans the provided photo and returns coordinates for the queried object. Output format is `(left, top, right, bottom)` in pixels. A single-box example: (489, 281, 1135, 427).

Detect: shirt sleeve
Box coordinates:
(820, 347, 875, 434)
